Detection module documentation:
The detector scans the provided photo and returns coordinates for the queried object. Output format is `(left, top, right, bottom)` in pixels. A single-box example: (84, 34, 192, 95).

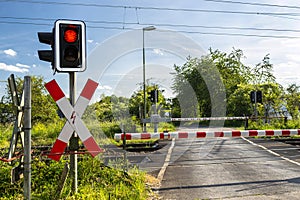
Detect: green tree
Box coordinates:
(0, 96, 13, 123)
(209, 48, 252, 116)
(250, 54, 283, 118)
(285, 84, 300, 119)
(129, 84, 167, 120)
(1, 75, 58, 124)
(86, 95, 114, 122)
(173, 49, 248, 118)
(209, 48, 251, 94)
(226, 83, 253, 117)
(251, 54, 276, 85)
(259, 82, 284, 118)
(173, 56, 210, 117)
(171, 49, 285, 120)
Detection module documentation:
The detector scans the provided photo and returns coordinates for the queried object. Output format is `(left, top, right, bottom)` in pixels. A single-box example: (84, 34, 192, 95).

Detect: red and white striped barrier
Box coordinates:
(171, 117, 247, 121)
(170, 116, 285, 121)
(45, 79, 102, 161)
(114, 129, 300, 141)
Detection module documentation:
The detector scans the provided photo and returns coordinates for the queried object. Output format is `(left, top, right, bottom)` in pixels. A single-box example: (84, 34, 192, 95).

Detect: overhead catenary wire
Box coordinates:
(203, 0, 300, 10)
(2, 0, 300, 17)
(1, 16, 300, 33)
(1, 1, 300, 39)
(1, 16, 300, 39)
(3, 0, 300, 10)
(0, 21, 298, 39)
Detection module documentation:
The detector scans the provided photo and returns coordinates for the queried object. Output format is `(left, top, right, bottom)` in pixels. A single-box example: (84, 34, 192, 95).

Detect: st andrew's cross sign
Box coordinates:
(45, 79, 102, 161)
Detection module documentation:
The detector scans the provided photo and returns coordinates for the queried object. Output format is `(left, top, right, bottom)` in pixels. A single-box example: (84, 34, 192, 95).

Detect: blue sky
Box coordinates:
(1, 0, 300, 100)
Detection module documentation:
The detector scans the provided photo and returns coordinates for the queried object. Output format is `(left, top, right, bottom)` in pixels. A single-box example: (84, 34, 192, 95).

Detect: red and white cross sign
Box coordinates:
(45, 79, 102, 161)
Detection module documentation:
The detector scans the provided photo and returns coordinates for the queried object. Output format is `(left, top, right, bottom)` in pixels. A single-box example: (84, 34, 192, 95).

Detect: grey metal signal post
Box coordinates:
(69, 72, 78, 193)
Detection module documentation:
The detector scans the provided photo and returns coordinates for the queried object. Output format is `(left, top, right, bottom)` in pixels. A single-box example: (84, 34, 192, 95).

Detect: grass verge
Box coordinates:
(0, 155, 155, 200)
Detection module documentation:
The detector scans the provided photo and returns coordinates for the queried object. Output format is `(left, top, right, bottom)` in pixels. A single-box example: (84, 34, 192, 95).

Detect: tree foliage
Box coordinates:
(172, 48, 289, 120)
(172, 55, 226, 117)
(129, 84, 168, 119)
(285, 84, 300, 119)
(0, 75, 58, 124)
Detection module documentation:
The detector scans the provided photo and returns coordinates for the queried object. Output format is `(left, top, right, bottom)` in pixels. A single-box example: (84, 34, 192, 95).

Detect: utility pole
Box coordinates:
(254, 91, 258, 119)
(142, 26, 156, 132)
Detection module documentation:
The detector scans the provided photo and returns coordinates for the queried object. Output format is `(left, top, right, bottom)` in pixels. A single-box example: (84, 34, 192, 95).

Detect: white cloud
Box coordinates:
(98, 85, 112, 90)
(16, 63, 31, 68)
(87, 39, 94, 43)
(0, 62, 29, 73)
(3, 49, 17, 57)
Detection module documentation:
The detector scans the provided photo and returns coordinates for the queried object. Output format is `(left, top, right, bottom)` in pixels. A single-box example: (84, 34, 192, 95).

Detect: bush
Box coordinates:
(100, 121, 122, 138)
(0, 123, 13, 148)
(247, 119, 300, 130)
(31, 120, 64, 145)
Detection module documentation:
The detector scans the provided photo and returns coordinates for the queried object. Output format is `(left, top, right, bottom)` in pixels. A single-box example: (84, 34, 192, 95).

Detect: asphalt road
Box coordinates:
(157, 137, 300, 200)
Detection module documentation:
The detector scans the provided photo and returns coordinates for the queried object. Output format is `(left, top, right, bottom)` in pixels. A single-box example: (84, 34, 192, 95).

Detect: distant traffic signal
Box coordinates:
(37, 19, 86, 73)
(250, 90, 262, 103)
(256, 90, 262, 103)
(250, 91, 255, 103)
(148, 90, 158, 103)
(55, 20, 86, 72)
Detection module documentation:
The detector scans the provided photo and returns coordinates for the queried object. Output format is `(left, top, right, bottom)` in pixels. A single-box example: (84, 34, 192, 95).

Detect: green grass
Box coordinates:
(0, 155, 152, 200)
(0, 121, 158, 200)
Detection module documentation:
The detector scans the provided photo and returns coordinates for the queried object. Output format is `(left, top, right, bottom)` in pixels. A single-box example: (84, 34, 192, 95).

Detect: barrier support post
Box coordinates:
(244, 116, 248, 130)
(122, 124, 128, 171)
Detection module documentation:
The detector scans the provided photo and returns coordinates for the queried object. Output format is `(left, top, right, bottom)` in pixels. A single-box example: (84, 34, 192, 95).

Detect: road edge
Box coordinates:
(157, 138, 176, 184)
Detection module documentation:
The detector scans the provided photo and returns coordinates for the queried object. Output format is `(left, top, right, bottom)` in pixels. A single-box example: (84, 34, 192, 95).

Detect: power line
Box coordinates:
(2, 0, 300, 17)
(140, 22, 300, 33)
(0, 0, 123, 8)
(0, 19, 299, 39)
(0, 16, 137, 25)
(156, 29, 300, 39)
(1, 16, 300, 34)
(0, 20, 49, 26)
(203, 0, 300, 10)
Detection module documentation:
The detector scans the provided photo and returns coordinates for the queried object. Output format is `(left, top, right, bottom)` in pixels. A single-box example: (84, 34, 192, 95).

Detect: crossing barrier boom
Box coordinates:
(114, 129, 300, 141)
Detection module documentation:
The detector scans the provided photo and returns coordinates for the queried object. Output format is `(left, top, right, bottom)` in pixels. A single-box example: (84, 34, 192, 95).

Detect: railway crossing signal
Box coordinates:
(55, 20, 86, 72)
(38, 19, 86, 73)
(45, 79, 102, 161)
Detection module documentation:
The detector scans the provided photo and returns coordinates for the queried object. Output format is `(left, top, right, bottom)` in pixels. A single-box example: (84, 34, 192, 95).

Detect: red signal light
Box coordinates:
(55, 20, 86, 72)
(64, 29, 77, 43)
